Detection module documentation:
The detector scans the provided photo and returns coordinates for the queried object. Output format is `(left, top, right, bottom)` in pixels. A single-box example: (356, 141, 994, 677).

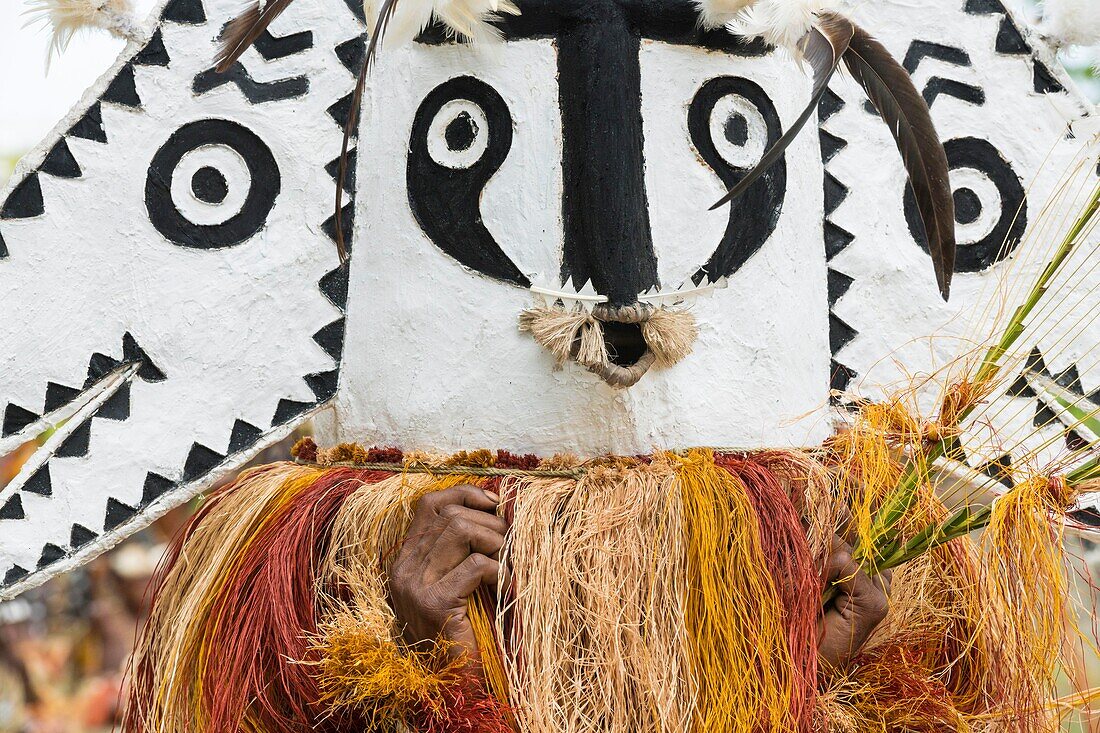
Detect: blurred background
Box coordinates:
(0, 0, 1098, 731)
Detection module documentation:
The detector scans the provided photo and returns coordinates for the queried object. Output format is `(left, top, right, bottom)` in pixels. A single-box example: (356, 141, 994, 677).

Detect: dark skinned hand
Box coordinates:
(389, 486, 890, 671)
(817, 535, 891, 670)
(388, 484, 505, 660)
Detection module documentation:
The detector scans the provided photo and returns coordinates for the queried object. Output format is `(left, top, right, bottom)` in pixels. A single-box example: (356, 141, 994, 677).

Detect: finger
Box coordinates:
(434, 553, 500, 602)
(418, 509, 506, 584)
(407, 484, 500, 535)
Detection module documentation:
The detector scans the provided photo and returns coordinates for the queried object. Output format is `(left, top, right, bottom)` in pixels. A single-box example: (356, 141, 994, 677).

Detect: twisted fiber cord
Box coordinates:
(124, 462, 324, 732)
(499, 463, 692, 733)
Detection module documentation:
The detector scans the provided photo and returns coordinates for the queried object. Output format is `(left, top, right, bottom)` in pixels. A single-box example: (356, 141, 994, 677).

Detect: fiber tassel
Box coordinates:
(718, 455, 821, 729)
(23, 0, 144, 67)
(676, 449, 798, 733)
(519, 307, 606, 369)
(642, 309, 698, 368)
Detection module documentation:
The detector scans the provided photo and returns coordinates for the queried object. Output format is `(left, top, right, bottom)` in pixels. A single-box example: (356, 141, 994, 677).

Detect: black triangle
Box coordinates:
(824, 173, 849, 217)
(1, 174, 45, 219)
(97, 382, 131, 421)
(321, 203, 355, 249)
(40, 140, 82, 178)
(2, 566, 29, 586)
(123, 333, 167, 382)
(141, 472, 175, 506)
(24, 465, 51, 497)
(980, 453, 1013, 488)
(1034, 400, 1058, 429)
(995, 16, 1028, 54)
(1054, 365, 1083, 395)
(824, 223, 854, 261)
(103, 65, 142, 108)
(134, 30, 171, 66)
(182, 443, 224, 483)
(3, 404, 39, 437)
(818, 129, 847, 164)
(327, 94, 357, 135)
(964, 0, 1002, 14)
(86, 352, 123, 386)
(1034, 61, 1065, 94)
(56, 418, 93, 458)
(335, 36, 366, 74)
(827, 269, 854, 307)
(68, 103, 108, 143)
(325, 149, 357, 193)
(228, 419, 263, 454)
(37, 543, 66, 569)
(313, 318, 346, 362)
(162, 0, 206, 24)
(342, 0, 366, 23)
(305, 370, 339, 402)
(70, 524, 98, 549)
(319, 262, 350, 312)
(104, 497, 137, 531)
(273, 399, 314, 426)
(829, 360, 856, 394)
(0, 494, 25, 520)
(829, 314, 857, 355)
(0, 230, 7, 258)
(817, 89, 844, 123)
(44, 382, 81, 412)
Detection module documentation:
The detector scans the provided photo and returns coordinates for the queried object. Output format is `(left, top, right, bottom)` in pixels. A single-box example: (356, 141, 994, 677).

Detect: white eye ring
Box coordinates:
(427, 99, 490, 170)
(950, 166, 1002, 247)
(169, 144, 251, 226)
(709, 93, 768, 170)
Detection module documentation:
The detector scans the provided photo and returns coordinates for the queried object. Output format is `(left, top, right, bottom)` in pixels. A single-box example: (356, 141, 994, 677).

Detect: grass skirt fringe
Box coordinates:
(123, 446, 1073, 733)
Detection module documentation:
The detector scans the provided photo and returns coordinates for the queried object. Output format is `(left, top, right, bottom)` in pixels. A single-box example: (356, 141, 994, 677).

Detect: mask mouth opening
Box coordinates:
(601, 321, 649, 368)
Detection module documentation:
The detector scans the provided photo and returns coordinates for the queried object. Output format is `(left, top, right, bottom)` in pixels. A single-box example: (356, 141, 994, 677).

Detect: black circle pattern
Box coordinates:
(146, 119, 280, 249)
(444, 111, 479, 153)
(904, 137, 1026, 273)
(191, 166, 229, 205)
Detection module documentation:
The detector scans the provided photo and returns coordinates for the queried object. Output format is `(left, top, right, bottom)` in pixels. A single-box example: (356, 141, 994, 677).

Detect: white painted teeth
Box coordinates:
(528, 275, 608, 312)
(636, 276, 729, 307)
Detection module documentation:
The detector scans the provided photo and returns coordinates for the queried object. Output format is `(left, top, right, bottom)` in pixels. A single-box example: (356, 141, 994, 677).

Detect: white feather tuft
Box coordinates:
(1040, 0, 1100, 47)
(365, 0, 521, 51)
(731, 0, 840, 52)
(23, 0, 142, 68)
(694, 0, 755, 31)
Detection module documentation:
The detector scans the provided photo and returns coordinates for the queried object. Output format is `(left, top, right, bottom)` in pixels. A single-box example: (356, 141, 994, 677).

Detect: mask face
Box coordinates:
(0, 0, 1094, 597)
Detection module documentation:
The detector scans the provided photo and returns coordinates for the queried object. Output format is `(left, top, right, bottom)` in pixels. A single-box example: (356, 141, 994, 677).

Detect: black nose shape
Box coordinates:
(557, 0, 660, 306)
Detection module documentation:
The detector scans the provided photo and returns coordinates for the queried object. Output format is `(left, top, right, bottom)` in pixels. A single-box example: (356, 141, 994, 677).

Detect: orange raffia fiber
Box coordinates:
(124, 462, 323, 733)
(977, 474, 1084, 732)
(676, 449, 804, 733)
(717, 454, 821, 731)
(314, 470, 512, 731)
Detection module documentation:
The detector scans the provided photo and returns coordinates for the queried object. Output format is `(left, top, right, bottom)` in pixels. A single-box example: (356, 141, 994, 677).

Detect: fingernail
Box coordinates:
(485, 491, 500, 503)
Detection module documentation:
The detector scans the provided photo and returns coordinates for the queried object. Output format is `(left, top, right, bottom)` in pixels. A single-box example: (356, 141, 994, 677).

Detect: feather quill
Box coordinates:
(841, 22, 956, 300)
(216, 0, 294, 72)
(711, 12, 854, 210)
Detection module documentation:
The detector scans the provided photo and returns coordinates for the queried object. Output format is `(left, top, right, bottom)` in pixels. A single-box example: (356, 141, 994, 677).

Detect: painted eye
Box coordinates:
(707, 92, 770, 170)
(427, 100, 491, 169)
(905, 137, 1026, 272)
(145, 119, 280, 249)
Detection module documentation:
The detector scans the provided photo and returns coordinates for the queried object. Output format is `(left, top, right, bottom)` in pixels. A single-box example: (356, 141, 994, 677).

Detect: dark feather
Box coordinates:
(842, 22, 956, 300)
(216, 0, 296, 72)
(332, 0, 401, 262)
(711, 13, 854, 211)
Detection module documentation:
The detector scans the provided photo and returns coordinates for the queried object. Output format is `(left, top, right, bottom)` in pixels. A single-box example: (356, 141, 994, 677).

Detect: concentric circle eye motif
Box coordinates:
(905, 137, 1026, 272)
(707, 93, 769, 170)
(427, 99, 490, 169)
(146, 119, 280, 249)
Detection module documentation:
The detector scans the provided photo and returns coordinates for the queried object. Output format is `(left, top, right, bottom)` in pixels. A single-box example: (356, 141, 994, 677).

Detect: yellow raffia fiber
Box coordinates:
(675, 449, 795, 733)
(470, 590, 511, 710)
(978, 474, 1079, 731)
(499, 461, 692, 733)
(128, 462, 324, 733)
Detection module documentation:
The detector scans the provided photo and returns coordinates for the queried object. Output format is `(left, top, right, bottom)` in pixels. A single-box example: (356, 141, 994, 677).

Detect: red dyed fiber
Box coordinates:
(200, 468, 392, 733)
(717, 455, 821, 732)
(413, 675, 513, 733)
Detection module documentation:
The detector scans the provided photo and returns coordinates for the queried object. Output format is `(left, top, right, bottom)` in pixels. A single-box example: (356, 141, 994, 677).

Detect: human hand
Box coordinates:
(817, 536, 891, 670)
(387, 484, 505, 660)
